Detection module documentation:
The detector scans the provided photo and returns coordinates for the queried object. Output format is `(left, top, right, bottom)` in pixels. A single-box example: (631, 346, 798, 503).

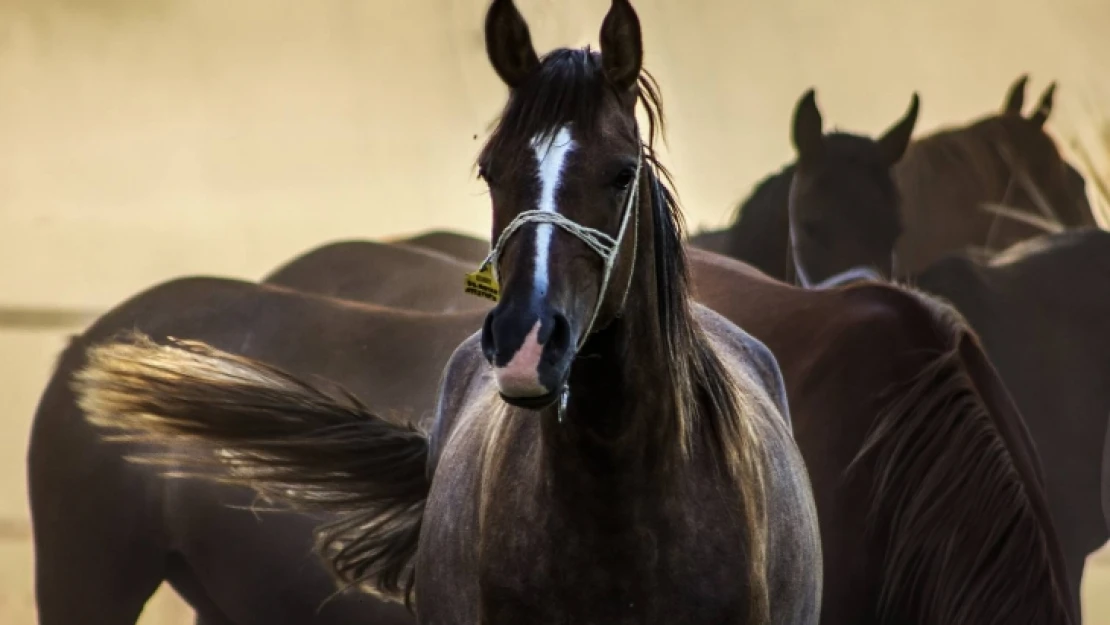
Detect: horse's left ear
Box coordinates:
(1030, 82, 1056, 128)
(599, 0, 643, 92)
(877, 92, 920, 166)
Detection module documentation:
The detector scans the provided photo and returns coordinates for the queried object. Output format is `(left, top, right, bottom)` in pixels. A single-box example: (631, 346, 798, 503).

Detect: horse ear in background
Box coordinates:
(1030, 82, 1056, 128)
(1002, 74, 1029, 115)
(876, 93, 920, 166)
(484, 0, 540, 89)
(599, 0, 643, 93)
(792, 89, 824, 163)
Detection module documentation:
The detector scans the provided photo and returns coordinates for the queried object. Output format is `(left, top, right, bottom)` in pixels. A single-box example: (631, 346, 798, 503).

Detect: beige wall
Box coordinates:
(3, 1, 1108, 623)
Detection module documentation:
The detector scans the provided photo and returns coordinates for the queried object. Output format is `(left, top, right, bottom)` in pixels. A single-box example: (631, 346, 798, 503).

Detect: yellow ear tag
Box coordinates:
(464, 263, 500, 302)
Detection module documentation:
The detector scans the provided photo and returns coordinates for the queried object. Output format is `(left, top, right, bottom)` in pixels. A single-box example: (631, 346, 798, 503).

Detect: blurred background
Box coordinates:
(2, 0, 1108, 622)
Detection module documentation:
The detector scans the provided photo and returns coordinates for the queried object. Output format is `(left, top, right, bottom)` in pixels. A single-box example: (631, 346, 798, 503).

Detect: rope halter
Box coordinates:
(479, 151, 644, 351)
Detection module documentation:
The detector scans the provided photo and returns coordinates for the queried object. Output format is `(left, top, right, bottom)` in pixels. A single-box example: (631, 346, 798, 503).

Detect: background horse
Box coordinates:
(892, 74, 1096, 274)
(914, 227, 1110, 616)
(743, 92, 1107, 616)
(688, 88, 918, 285)
(72, 1, 826, 623)
(27, 277, 480, 625)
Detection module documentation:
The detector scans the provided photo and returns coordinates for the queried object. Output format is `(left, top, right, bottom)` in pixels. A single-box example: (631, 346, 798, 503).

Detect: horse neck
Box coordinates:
(547, 177, 693, 474)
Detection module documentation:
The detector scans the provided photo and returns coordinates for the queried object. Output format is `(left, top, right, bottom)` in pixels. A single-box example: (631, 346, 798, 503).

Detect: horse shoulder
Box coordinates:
(693, 304, 792, 430)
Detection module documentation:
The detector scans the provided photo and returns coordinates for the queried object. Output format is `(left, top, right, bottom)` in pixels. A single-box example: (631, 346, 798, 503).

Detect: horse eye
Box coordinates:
(612, 168, 635, 191)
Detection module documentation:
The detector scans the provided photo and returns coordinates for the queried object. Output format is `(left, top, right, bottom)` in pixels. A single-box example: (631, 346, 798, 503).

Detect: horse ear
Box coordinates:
(877, 92, 920, 166)
(792, 89, 825, 162)
(1030, 82, 1056, 128)
(484, 0, 540, 89)
(1003, 74, 1029, 115)
(599, 0, 643, 92)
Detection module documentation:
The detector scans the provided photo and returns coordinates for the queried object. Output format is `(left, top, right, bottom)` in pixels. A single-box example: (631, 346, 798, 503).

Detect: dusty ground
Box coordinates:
(3, 0, 1109, 623)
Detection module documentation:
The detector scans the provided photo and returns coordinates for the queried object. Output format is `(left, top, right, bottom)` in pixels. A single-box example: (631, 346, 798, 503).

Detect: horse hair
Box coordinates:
(73, 331, 428, 608)
(848, 294, 1071, 625)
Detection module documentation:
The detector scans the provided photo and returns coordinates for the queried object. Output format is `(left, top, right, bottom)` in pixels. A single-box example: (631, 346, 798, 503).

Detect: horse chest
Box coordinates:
(472, 472, 751, 624)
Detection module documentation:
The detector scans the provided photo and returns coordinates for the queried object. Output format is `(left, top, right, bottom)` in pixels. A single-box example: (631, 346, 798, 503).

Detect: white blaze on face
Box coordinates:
(529, 125, 576, 298)
(492, 125, 575, 399)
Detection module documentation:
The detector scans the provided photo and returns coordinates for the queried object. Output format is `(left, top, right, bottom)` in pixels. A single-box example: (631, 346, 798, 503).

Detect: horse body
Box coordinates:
(917, 227, 1110, 615)
(28, 277, 480, 625)
(418, 306, 818, 625)
(730, 80, 1104, 618)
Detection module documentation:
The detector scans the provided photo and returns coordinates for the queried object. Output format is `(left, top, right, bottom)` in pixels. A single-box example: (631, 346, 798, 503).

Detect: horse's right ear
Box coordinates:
(1003, 74, 1029, 115)
(877, 92, 920, 166)
(485, 0, 540, 89)
(792, 89, 825, 163)
(1030, 82, 1056, 127)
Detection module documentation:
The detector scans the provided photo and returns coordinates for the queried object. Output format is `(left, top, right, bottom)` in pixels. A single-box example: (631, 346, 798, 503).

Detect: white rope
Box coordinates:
(481, 153, 643, 350)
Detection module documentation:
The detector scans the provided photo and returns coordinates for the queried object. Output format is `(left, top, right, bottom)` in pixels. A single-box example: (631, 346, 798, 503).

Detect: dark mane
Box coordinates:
(848, 287, 1073, 624)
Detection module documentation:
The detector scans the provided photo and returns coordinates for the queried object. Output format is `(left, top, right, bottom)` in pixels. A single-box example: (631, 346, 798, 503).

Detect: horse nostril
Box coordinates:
(547, 312, 571, 361)
(481, 311, 497, 364)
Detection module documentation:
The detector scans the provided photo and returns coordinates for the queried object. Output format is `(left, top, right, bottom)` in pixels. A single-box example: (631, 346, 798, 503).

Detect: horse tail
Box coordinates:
(72, 331, 428, 607)
(849, 289, 1073, 625)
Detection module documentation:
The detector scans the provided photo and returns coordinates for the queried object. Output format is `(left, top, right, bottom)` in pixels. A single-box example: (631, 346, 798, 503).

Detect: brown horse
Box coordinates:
(744, 93, 1106, 616)
(26, 278, 482, 625)
(72, 1, 827, 623)
(892, 74, 1096, 274)
(688, 88, 919, 285)
(690, 78, 1094, 283)
(914, 227, 1110, 617)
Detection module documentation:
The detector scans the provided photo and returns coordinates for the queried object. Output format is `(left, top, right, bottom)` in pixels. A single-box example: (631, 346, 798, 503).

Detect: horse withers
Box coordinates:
(72, 1, 824, 623)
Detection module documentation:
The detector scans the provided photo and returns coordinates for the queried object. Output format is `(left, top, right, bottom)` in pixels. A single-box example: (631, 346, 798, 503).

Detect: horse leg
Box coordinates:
(28, 353, 170, 625)
(28, 455, 168, 625)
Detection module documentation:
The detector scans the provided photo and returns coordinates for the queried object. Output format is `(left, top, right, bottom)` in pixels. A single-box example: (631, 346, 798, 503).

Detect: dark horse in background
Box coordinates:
(893, 75, 1097, 273)
(72, 1, 827, 622)
(691, 75, 1095, 280)
(706, 83, 1108, 618)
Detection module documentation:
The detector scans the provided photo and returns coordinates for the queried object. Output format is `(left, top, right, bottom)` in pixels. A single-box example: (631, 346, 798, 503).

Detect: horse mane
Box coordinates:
(848, 287, 1072, 624)
(477, 47, 776, 625)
